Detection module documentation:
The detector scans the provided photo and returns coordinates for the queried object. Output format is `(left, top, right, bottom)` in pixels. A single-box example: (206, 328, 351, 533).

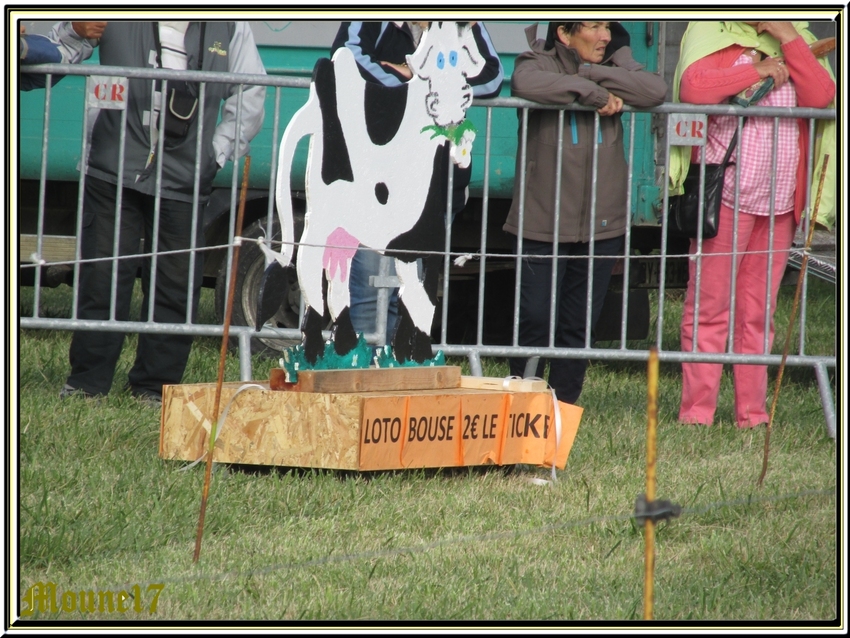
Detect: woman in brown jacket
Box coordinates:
(504, 21, 666, 403)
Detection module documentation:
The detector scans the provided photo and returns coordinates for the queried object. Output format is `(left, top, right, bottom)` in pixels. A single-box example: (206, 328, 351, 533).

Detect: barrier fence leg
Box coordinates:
(239, 331, 253, 382)
(814, 363, 836, 439)
(523, 356, 540, 379)
(467, 350, 483, 378)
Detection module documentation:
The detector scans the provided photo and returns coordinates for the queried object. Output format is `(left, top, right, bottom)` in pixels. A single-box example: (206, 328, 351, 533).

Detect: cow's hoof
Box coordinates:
(301, 306, 325, 365)
(410, 329, 434, 364)
(256, 262, 289, 331)
(392, 306, 414, 363)
(331, 307, 359, 356)
(392, 325, 433, 364)
(391, 302, 434, 364)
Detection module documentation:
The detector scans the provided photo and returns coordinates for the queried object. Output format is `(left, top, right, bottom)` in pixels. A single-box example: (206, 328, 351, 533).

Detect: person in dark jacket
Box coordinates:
(504, 22, 666, 404)
(51, 21, 266, 402)
(330, 21, 504, 344)
(19, 23, 63, 91)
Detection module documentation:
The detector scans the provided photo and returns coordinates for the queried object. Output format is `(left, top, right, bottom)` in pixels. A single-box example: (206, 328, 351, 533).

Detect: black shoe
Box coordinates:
(130, 389, 162, 407)
(59, 384, 97, 400)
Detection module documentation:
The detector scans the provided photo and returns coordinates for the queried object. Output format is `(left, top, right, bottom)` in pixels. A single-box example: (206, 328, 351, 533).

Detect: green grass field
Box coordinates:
(14, 277, 838, 623)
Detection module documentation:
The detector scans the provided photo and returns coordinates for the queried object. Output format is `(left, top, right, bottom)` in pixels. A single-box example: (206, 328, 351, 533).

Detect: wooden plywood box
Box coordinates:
(160, 380, 582, 471)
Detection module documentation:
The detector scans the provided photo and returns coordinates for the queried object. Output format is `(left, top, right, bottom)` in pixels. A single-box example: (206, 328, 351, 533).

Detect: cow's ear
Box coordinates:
(406, 43, 436, 80)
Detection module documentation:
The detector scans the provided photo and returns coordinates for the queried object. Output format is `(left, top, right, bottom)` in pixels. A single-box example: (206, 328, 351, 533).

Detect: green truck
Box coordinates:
(14, 20, 721, 350)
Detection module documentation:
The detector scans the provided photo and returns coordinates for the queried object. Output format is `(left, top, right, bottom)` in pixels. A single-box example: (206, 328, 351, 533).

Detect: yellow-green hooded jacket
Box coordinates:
(668, 22, 835, 228)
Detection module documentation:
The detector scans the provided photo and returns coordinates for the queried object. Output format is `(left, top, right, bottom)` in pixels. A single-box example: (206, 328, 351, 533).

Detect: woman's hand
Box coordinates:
(597, 91, 624, 116)
(752, 56, 790, 89)
(755, 21, 800, 45)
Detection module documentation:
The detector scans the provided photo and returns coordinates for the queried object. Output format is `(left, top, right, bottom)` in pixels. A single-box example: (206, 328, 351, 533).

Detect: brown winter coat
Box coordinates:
(503, 24, 667, 243)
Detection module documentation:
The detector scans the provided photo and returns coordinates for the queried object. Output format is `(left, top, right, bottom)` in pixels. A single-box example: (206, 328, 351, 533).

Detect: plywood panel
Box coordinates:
(160, 382, 363, 470)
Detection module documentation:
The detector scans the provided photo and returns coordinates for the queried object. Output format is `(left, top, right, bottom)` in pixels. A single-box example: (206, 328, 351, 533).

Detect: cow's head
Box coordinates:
(406, 22, 485, 128)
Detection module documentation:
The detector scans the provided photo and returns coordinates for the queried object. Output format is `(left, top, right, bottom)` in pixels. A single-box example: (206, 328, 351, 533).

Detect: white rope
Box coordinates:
(178, 383, 266, 472)
(550, 387, 562, 484)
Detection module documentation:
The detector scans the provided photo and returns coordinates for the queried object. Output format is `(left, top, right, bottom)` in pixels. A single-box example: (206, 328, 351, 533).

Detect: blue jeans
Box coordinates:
(349, 248, 399, 343)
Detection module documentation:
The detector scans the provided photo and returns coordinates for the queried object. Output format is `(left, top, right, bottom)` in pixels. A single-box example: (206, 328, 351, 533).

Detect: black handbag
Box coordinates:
(667, 127, 740, 240)
(152, 23, 205, 145)
(162, 81, 199, 139)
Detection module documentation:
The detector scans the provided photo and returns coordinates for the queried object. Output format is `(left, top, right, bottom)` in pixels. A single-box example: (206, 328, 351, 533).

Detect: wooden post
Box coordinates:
(643, 347, 659, 620)
(758, 155, 829, 488)
(193, 156, 251, 563)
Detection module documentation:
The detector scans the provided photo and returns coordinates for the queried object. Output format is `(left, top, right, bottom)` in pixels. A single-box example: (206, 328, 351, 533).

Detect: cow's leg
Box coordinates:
(256, 261, 289, 331)
(392, 258, 436, 363)
(297, 242, 328, 364)
(300, 305, 325, 365)
(331, 306, 358, 356)
(326, 276, 358, 356)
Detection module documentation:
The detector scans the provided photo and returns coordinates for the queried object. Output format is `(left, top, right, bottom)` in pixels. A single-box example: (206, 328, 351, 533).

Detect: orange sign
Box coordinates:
(358, 392, 582, 471)
(459, 393, 508, 466)
(360, 395, 408, 470)
(545, 401, 583, 470)
(499, 392, 552, 466)
(401, 394, 463, 469)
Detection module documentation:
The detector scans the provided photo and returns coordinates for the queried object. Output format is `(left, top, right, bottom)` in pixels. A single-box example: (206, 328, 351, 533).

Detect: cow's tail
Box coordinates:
(273, 87, 322, 268)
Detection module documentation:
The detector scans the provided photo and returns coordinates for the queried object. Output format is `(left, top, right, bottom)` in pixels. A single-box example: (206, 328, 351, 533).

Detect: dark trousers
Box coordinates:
(66, 176, 204, 396)
(509, 235, 624, 404)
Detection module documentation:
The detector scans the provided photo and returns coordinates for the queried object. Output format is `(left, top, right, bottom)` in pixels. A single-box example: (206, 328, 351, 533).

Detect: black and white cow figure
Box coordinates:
(257, 22, 485, 365)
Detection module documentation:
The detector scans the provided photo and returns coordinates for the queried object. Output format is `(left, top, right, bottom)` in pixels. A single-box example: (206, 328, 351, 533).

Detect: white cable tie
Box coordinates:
(233, 236, 244, 247)
(179, 450, 208, 472)
(178, 383, 266, 472)
(30, 253, 46, 266)
(502, 375, 522, 391)
(453, 253, 474, 267)
(550, 387, 562, 483)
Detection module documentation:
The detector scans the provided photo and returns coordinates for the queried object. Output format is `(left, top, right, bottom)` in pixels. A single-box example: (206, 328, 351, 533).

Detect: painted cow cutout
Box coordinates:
(258, 22, 484, 365)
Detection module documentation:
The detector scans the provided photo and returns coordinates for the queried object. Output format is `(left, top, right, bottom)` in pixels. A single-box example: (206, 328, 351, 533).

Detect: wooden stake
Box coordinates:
(643, 347, 659, 620)
(757, 154, 829, 488)
(193, 156, 251, 562)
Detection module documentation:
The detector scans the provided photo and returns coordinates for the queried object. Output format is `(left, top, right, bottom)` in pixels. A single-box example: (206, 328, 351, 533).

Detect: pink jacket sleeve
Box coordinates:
(680, 38, 834, 108)
(679, 46, 760, 104)
(781, 36, 835, 108)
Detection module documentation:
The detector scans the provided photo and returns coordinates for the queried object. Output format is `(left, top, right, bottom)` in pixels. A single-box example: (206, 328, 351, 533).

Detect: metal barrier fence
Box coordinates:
(18, 64, 836, 436)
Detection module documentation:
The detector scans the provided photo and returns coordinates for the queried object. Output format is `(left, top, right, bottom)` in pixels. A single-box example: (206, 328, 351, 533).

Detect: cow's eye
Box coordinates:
(437, 52, 445, 69)
(449, 50, 458, 67)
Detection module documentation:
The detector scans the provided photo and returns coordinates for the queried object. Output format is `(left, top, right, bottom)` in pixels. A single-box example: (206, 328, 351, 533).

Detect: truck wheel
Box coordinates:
(214, 218, 302, 357)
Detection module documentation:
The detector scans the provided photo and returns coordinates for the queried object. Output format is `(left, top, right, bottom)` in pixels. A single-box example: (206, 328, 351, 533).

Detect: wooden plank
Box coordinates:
(460, 376, 549, 393)
(269, 365, 461, 393)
